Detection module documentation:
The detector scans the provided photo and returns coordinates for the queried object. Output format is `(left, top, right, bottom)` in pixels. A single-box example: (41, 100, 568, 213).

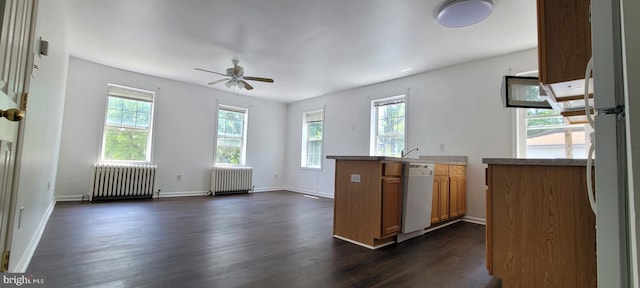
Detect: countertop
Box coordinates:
(326, 155, 468, 165)
(482, 158, 591, 166)
(419, 156, 467, 165)
(326, 155, 432, 163)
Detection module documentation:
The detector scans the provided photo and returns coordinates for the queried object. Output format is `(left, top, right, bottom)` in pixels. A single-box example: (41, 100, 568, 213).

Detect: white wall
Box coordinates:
(10, 0, 69, 271)
(284, 48, 538, 221)
(55, 58, 287, 199)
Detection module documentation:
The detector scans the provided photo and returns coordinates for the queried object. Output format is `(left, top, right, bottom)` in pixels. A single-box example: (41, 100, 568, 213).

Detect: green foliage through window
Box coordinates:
(102, 94, 153, 162)
(526, 109, 564, 137)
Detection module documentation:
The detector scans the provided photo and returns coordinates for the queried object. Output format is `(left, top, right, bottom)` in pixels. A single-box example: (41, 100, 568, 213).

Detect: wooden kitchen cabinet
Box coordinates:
(484, 159, 596, 287)
(537, 0, 593, 123)
(329, 157, 403, 249)
(431, 175, 449, 223)
(449, 165, 466, 217)
(537, 0, 591, 88)
(430, 164, 466, 225)
(381, 177, 401, 238)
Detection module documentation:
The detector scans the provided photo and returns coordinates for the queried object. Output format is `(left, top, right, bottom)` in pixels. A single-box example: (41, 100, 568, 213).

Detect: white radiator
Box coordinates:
(211, 166, 253, 195)
(90, 163, 157, 200)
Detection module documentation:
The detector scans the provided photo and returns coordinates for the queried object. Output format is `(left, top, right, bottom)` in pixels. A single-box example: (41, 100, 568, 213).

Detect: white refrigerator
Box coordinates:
(591, 0, 639, 286)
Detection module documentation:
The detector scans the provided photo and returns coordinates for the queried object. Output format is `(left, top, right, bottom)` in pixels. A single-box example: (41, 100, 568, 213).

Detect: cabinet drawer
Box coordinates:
(434, 164, 449, 176)
(449, 165, 466, 177)
(383, 162, 403, 177)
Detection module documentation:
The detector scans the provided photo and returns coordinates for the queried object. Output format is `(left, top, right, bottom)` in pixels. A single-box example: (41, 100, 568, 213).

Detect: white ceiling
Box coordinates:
(64, 0, 538, 103)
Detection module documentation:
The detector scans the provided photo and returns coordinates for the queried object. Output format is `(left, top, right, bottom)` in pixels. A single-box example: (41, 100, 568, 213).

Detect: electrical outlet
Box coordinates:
(176, 175, 182, 181)
(439, 144, 445, 152)
(275, 173, 279, 179)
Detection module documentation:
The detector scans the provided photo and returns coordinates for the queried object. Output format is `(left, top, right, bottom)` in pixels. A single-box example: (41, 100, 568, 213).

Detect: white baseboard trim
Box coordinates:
(56, 195, 85, 202)
(284, 187, 333, 199)
(463, 216, 486, 225)
(333, 235, 394, 250)
(158, 191, 208, 198)
(13, 199, 56, 272)
(252, 187, 285, 193)
(425, 219, 462, 233)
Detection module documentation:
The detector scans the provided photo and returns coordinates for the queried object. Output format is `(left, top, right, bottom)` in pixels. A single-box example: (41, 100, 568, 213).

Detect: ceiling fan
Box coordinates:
(195, 59, 274, 90)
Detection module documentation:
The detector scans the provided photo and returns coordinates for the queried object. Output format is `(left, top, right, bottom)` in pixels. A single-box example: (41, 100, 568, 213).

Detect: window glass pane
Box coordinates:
(374, 102, 405, 156)
(216, 108, 246, 164)
(523, 108, 588, 158)
(102, 91, 154, 162)
(301, 110, 323, 168)
(103, 127, 149, 161)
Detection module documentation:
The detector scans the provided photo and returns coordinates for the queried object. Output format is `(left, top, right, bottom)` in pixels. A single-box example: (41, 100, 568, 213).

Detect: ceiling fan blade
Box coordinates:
(243, 76, 274, 83)
(194, 68, 227, 77)
(240, 80, 254, 90)
(208, 78, 228, 85)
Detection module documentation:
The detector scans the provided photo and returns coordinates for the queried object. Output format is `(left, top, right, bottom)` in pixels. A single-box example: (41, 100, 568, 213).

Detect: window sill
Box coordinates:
(300, 166, 322, 171)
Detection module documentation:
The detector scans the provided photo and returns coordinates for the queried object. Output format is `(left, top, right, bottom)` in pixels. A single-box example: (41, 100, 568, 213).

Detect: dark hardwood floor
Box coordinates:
(28, 191, 499, 288)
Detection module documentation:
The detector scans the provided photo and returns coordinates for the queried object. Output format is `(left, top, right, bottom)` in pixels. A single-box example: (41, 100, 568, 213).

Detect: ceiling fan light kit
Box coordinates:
(195, 59, 273, 91)
(436, 0, 494, 28)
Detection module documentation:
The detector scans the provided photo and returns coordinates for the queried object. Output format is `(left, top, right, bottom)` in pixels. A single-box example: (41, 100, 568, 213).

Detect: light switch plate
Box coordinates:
(350, 174, 361, 183)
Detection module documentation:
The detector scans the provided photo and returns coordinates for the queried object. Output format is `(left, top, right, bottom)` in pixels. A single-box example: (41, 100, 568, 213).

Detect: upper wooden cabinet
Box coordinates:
(537, 0, 592, 86)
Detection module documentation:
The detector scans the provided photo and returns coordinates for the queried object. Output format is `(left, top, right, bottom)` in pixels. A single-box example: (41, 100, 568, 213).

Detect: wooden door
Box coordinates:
(381, 177, 401, 238)
(0, 0, 36, 272)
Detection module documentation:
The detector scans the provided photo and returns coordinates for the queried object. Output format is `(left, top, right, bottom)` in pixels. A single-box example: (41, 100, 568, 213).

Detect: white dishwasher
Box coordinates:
(398, 163, 435, 242)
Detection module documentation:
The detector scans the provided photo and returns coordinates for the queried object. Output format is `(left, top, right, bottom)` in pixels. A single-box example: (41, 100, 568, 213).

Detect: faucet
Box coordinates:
(401, 148, 419, 158)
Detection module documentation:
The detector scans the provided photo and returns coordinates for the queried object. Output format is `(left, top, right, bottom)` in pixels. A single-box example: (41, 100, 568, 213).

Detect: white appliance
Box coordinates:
(591, 0, 639, 286)
(397, 163, 435, 243)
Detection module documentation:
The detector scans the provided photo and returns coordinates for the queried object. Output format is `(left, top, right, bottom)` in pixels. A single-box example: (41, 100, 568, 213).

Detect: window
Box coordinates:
(101, 84, 155, 162)
(516, 84, 592, 158)
(301, 109, 324, 169)
(216, 105, 248, 165)
(371, 95, 406, 157)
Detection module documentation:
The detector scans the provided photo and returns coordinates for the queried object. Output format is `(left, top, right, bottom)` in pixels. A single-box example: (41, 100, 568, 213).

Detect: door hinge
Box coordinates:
(20, 92, 28, 111)
(2, 250, 10, 272)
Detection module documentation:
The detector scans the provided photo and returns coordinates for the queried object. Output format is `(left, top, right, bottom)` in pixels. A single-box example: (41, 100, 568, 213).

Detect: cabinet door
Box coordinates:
(433, 176, 449, 222)
(450, 177, 467, 217)
(381, 177, 401, 238)
(537, 0, 591, 85)
(431, 179, 440, 224)
(449, 178, 460, 218)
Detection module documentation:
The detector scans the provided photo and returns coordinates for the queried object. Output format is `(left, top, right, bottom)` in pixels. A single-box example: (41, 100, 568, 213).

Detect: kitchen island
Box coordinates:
(483, 158, 596, 287)
(327, 156, 408, 249)
(327, 155, 468, 249)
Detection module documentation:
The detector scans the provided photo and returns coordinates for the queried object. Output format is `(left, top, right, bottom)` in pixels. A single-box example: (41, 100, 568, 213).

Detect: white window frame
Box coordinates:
(301, 109, 324, 170)
(215, 104, 249, 165)
(99, 84, 155, 163)
(370, 95, 406, 157)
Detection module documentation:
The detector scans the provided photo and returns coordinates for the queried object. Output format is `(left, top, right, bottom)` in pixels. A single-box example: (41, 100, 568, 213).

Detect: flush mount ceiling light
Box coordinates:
(436, 0, 494, 27)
